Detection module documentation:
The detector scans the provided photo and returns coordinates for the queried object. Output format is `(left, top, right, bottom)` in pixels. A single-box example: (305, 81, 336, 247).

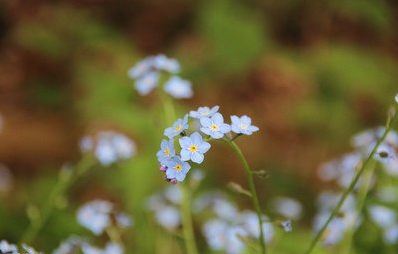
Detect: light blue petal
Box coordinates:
(210, 105, 220, 114)
(212, 113, 223, 124)
(248, 126, 259, 132)
(231, 115, 240, 125)
(211, 132, 224, 139)
(180, 149, 191, 161)
(175, 172, 186, 182)
(191, 152, 204, 164)
(241, 115, 251, 125)
(191, 132, 202, 143)
(160, 139, 168, 150)
(201, 127, 212, 136)
(199, 142, 211, 153)
(179, 137, 191, 149)
(220, 124, 231, 133)
(231, 125, 241, 134)
(200, 117, 211, 127)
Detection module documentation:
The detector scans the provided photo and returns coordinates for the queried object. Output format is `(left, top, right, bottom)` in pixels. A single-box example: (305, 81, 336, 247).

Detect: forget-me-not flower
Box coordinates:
(200, 113, 231, 139)
(134, 72, 159, 95)
(165, 156, 191, 182)
(155, 206, 181, 230)
(157, 139, 176, 165)
(0, 240, 18, 254)
(77, 200, 113, 235)
(231, 115, 259, 135)
(190, 106, 220, 119)
(163, 76, 193, 99)
(164, 114, 189, 139)
(153, 55, 180, 73)
(179, 132, 211, 164)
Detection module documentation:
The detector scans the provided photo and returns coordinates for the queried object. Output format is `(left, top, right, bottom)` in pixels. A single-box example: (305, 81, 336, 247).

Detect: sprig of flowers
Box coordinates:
(157, 105, 259, 183)
(128, 55, 193, 99)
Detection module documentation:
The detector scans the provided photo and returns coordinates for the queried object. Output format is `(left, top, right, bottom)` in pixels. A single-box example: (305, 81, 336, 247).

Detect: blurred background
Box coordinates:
(0, 0, 397, 253)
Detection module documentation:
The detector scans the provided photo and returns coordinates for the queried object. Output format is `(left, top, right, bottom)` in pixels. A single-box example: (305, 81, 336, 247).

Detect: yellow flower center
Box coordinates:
(189, 144, 198, 152)
(164, 148, 170, 157)
(201, 111, 210, 116)
(174, 164, 182, 172)
(175, 125, 182, 131)
(210, 124, 219, 131)
(239, 123, 248, 130)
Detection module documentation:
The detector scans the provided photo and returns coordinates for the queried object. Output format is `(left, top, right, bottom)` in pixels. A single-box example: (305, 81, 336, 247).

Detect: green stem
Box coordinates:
(305, 126, 392, 254)
(180, 183, 199, 254)
(225, 139, 266, 254)
(20, 155, 96, 244)
(341, 162, 375, 254)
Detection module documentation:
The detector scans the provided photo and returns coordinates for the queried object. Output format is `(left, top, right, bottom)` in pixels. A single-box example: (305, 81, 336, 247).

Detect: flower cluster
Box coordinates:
(128, 54, 193, 98)
(80, 131, 136, 166)
(77, 200, 132, 236)
(157, 106, 259, 183)
(53, 236, 123, 254)
(314, 126, 398, 246)
(0, 240, 41, 254)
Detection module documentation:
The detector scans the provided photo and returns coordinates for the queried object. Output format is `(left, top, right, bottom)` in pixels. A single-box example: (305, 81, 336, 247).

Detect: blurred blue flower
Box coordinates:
(53, 236, 83, 254)
(179, 132, 211, 164)
(200, 113, 231, 139)
(0, 240, 18, 253)
(163, 76, 193, 99)
(128, 57, 154, 79)
(164, 115, 189, 139)
(190, 106, 219, 119)
(80, 131, 136, 166)
(77, 200, 113, 235)
(395, 94, 398, 104)
(231, 115, 259, 135)
(164, 156, 191, 182)
(272, 197, 303, 220)
(81, 242, 123, 254)
(384, 224, 398, 244)
(134, 72, 159, 96)
(156, 139, 176, 165)
(22, 244, 41, 254)
(128, 54, 180, 79)
(368, 205, 396, 229)
(153, 55, 180, 73)
(155, 206, 181, 230)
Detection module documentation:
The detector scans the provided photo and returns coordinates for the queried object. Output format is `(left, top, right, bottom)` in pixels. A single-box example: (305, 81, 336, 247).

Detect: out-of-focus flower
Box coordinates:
(179, 132, 211, 164)
(190, 106, 219, 119)
(81, 242, 123, 254)
(280, 220, 292, 232)
(272, 197, 303, 220)
(200, 113, 231, 139)
(164, 156, 191, 182)
(0, 164, 13, 193)
(368, 205, 396, 229)
(163, 76, 193, 99)
(156, 139, 176, 165)
(80, 131, 136, 166)
(384, 224, 398, 244)
(22, 244, 42, 254)
(77, 200, 132, 236)
(53, 236, 83, 254)
(163, 185, 182, 205)
(164, 115, 189, 139)
(240, 211, 274, 243)
(0, 240, 18, 253)
(213, 198, 239, 220)
(134, 72, 159, 96)
(395, 94, 398, 104)
(155, 206, 181, 230)
(230, 115, 259, 135)
(128, 54, 179, 79)
(314, 213, 347, 246)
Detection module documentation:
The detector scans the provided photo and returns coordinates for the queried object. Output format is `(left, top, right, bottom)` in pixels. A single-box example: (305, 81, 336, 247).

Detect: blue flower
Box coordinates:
(127, 57, 154, 79)
(153, 55, 180, 73)
(190, 106, 219, 119)
(77, 200, 113, 235)
(395, 94, 398, 104)
(0, 240, 18, 253)
(157, 139, 176, 164)
(163, 76, 193, 99)
(200, 113, 231, 139)
(164, 114, 189, 138)
(165, 156, 191, 182)
(231, 115, 259, 135)
(134, 72, 159, 96)
(179, 132, 211, 164)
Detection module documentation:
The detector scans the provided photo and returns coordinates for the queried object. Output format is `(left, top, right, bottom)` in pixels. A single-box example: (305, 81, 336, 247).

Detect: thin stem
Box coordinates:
(180, 183, 199, 254)
(20, 155, 96, 244)
(341, 162, 376, 254)
(305, 126, 392, 254)
(225, 139, 266, 254)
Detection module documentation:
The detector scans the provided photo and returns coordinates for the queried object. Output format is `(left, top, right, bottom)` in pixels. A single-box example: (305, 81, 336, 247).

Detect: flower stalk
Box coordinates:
(305, 126, 392, 254)
(225, 138, 267, 254)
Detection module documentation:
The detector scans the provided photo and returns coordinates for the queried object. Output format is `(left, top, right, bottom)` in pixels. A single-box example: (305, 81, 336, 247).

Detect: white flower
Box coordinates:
(368, 205, 396, 229)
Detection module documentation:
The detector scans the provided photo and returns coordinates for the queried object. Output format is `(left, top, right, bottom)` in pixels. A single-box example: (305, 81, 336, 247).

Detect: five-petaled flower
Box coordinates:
(164, 114, 189, 139)
(200, 113, 231, 139)
(231, 115, 259, 135)
(179, 132, 211, 164)
(157, 139, 176, 164)
(190, 106, 220, 119)
(165, 156, 191, 182)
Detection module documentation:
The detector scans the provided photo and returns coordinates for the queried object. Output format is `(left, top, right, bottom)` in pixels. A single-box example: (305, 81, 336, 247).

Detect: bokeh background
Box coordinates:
(0, 0, 398, 253)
